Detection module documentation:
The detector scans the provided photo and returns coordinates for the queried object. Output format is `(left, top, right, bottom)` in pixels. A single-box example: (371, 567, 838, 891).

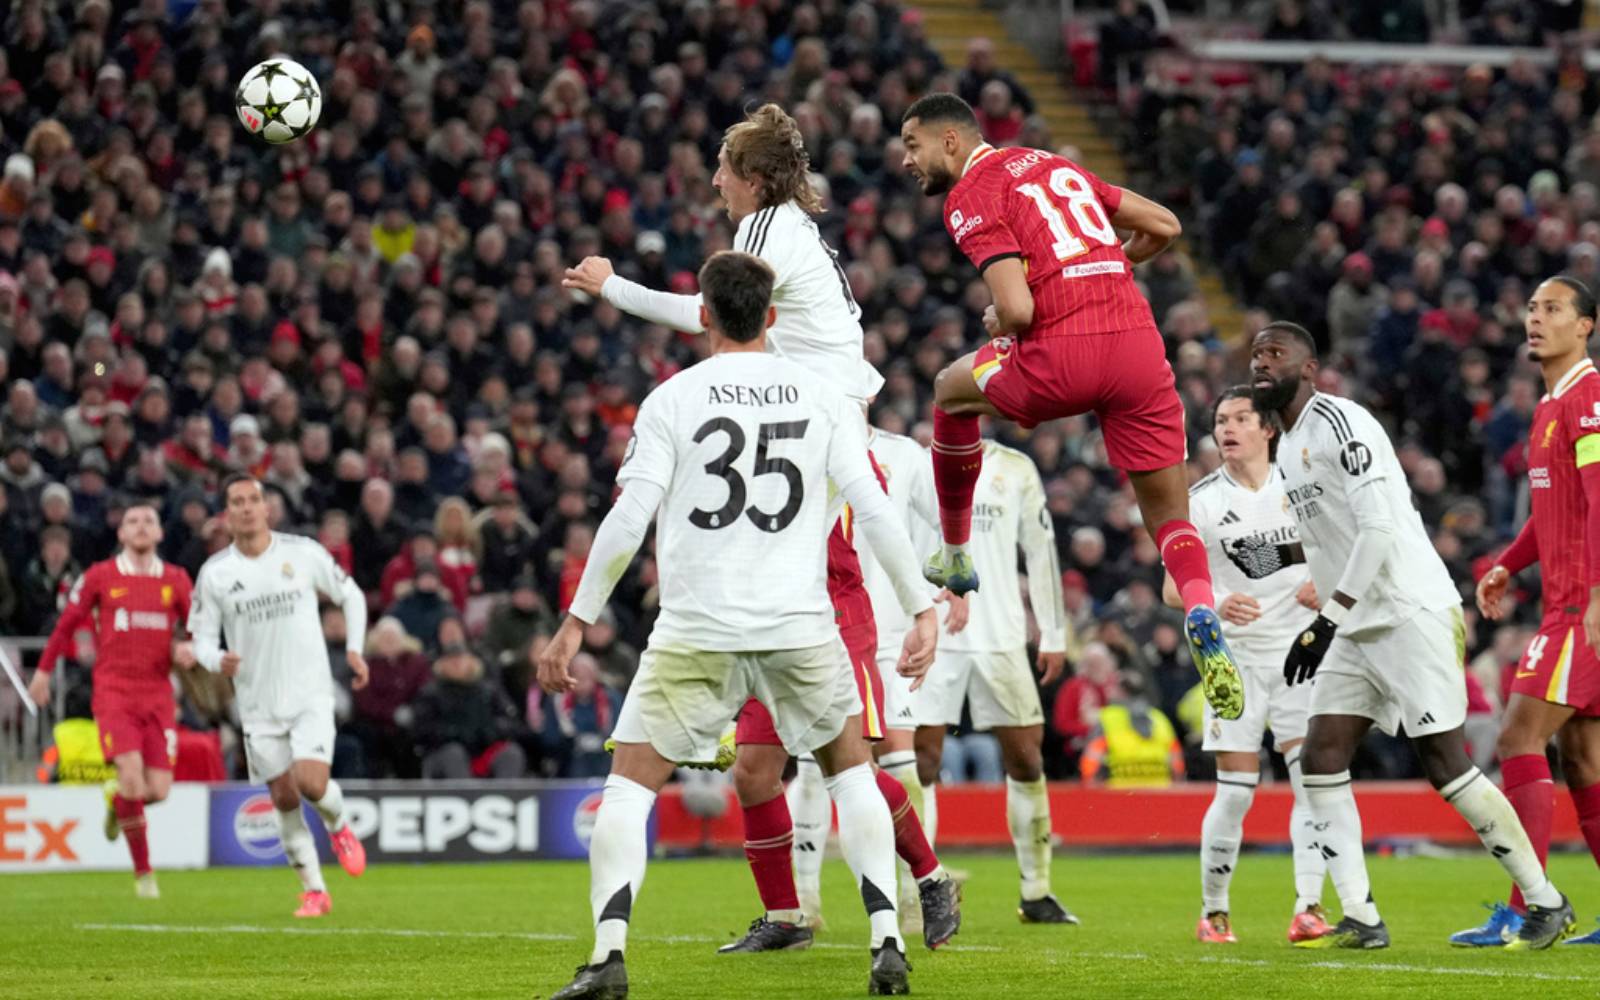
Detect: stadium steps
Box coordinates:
(915, 0, 1250, 340)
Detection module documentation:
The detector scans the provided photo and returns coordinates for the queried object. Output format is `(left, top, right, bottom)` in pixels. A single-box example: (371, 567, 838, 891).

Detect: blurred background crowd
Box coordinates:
(0, 0, 1584, 784)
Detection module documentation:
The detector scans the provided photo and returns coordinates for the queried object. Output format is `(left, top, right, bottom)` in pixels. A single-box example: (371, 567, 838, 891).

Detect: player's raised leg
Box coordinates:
(265, 767, 331, 918)
(923, 353, 997, 597)
(293, 756, 365, 877)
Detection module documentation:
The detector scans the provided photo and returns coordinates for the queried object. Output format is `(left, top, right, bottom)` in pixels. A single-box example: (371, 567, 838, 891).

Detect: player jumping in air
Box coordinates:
(898, 93, 1244, 724)
(188, 475, 370, 918)
(1251, 321, 1574, 950)
(30, 504, 196, 898)
(900, 437, 1080, 925)
(1166, 388, 1330, 944)
(563, 104, 959, 953)
(1452, 276, 1600, 948)
(538, 252, 939, 998)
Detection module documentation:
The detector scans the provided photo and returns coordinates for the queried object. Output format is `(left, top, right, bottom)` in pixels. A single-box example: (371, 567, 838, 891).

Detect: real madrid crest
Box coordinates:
(1301, 447, 1311, 472)
(282, 562, 295, 579)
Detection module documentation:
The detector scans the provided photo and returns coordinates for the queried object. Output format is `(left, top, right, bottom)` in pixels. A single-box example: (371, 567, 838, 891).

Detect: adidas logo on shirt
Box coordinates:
(1219, 510, 1241, 525)
(230, 581, 246, 593)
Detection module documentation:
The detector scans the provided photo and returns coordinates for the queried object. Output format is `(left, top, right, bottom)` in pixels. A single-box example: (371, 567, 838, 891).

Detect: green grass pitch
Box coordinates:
(5, 852, 1596, 998)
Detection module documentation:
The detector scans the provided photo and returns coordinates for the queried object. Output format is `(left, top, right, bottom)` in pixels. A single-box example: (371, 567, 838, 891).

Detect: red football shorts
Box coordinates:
(735, 622, 887, 746)
(96, 698, 178, 769)
(971, 328, 1185, 472)
(1512, 619, 1600, 716)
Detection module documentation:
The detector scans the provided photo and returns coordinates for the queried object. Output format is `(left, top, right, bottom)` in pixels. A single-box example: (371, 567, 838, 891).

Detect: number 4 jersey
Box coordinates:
(944, 144, 1156, 338)
(616, 351, 892, 651)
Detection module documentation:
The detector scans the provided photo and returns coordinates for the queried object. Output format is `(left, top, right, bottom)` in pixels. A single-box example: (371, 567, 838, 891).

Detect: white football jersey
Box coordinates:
(941, 442, 1065, 654)
(618, 351, 878, 651)
(736, 200, 884, 401)
(1276, 392, 1458, 636)
(855, 428, 940, 642)
(189, 532, 366, 725)
(1187, 465, 1314, 660)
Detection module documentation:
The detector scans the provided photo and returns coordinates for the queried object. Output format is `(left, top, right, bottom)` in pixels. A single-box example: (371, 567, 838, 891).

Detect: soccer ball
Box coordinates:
(235, 58, 322, 145)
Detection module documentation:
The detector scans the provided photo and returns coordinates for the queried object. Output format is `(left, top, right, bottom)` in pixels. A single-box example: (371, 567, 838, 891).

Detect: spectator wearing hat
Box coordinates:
(1, 434, 47, 520)
(33, 416, 76, 483)
(389, 558, 454, 651)
(483, 569, 554, 682)
(1326, 251, 1388, 361)
(411, 642, 528, 779)
(226, 413, 270, 478)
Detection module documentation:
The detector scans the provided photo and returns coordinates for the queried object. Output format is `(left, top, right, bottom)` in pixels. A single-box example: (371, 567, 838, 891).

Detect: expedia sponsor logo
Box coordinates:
(950, 212, 984, 242)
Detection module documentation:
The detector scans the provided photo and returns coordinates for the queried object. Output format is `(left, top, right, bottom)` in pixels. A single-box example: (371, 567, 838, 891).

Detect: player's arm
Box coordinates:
(1574, 425, 1600, 648)
(30, 568, 98, 704)
(1285, 423, 1394, 684)
(1018, 462, 1067, 683)
(1479, 518, 1536, 620)
(1108, 186, 1181, 264)
(312, 543, 370, 688)
(171, 571, 199, 670)
(187, 566, 236, 676)
(906, 448, 970, 632)
(562, 256, 706, 334)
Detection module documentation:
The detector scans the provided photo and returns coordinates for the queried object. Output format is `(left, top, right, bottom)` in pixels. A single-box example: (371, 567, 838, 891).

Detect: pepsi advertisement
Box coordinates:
(209, 781, 654, 865)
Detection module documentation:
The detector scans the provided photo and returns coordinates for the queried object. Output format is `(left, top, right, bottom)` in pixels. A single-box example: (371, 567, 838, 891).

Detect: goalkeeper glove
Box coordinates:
(1284, 614, 1338, 685)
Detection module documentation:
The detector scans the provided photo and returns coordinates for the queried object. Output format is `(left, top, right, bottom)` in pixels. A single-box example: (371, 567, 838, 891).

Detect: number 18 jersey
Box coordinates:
(944, 145, 1156, 338)
(618, 350, 877, 652)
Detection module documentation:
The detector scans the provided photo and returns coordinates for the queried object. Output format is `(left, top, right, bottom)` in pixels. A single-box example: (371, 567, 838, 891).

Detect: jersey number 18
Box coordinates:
(1017, 166, 1117, 262)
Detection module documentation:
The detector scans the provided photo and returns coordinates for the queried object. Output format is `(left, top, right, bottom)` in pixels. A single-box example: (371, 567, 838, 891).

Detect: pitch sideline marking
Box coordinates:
(72, 924, 1586, 976)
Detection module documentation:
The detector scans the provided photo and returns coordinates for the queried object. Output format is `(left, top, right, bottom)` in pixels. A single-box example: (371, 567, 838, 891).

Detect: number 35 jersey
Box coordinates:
(618, 351, 877, 652)
(737, 200, 883, 401)
(943, 144, 1157, 339)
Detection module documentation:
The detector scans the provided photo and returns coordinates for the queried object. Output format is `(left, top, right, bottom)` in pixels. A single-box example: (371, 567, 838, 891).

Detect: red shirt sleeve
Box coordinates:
(1078, 161, 1124, 216)
(38, 564, 99, 675)
(173, 568, 194, 624)
(946, 180, 1022, 273)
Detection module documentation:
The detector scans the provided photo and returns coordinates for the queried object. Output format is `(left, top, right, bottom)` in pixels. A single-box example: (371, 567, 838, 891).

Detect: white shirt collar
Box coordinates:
(961, 143, 996, 178)
(1550, 357, 1597, 399)
(115, 553, 163, 577)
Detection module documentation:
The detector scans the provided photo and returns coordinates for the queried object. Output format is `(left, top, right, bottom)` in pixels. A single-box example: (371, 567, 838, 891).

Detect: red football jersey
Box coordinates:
(38, 554, 193, 703)
(943, 145, 1156, 338)
(827, 452, 890, 632)
(1527, 358, 1600, 619)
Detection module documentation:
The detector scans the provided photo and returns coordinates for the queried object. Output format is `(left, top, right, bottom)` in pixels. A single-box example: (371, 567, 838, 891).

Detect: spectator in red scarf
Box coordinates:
(531, 652, 616, 778)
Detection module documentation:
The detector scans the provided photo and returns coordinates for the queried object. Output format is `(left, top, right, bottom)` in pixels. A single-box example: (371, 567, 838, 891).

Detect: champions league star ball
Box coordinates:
(235, 58, 322, 144)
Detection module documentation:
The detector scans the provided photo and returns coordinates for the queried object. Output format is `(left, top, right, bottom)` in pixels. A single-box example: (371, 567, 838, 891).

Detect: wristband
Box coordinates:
(1319, 600, 1349, 627)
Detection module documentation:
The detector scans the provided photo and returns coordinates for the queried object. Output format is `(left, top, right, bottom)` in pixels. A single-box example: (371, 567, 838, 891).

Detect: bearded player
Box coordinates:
(29, 503, 196, 898)
(899, 93, 1243, 724)
(564, 104, 959, 953)
(1452, 276, 1600, 948)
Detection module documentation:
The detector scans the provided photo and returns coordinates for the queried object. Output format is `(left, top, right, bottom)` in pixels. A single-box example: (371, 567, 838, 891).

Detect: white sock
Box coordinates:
(589, 774, 656, 964)
(879, 750, 926, 918)
(1006, 776, 1053, 901)
(278, 806, 325, 893)
(1300, 770, 1378, 924)
(942, 541, 965, 562)
(309, 780, 346, 832)
(1286, 751, 1327, 912)
(1200, 770, 1257, 915)
(788, 757, 830, 912)
(826, 762, 902, 952)
(921, 782, 938, 845)
(1440, 767, 1562, 909)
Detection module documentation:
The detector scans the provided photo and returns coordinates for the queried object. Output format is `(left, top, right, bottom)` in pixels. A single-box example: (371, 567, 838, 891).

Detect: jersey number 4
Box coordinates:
(1017, 166, 1117, 261)
(689, 418, 810, 533)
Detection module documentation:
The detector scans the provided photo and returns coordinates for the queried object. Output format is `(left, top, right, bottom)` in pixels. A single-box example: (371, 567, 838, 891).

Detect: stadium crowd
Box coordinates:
(0, 0, 1574, 784)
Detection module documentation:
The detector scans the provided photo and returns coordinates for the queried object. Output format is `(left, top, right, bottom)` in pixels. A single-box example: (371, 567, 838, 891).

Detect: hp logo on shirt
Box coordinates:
(1338, 440, 1373, 476)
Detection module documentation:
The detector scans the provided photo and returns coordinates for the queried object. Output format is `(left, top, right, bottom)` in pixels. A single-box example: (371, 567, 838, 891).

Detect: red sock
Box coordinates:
(114, 795, 151, 877)
(1570, 780, 1600, 868)
(1501, 754, 1553, 913)
(874, 768, 939, 880)
(931, 408, 982, 546)
(1155, 520, 1215, 611)
(741, 794, 800, 913)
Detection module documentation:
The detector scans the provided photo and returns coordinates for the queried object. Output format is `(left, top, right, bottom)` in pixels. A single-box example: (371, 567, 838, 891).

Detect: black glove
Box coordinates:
(1284, 614, 1338, 685)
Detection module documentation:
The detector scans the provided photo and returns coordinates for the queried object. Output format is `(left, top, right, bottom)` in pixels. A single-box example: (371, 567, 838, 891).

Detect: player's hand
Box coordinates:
(220, 651, 242, 677)
(898, 608, 939, 689)
(935, 589, 969, 634)
(982, 304, 1001, 336)
(172, 641, 198, 670)
(1219, 592, 1261, 626)
(561, 256, 615, 298)
(27, 670, 50, 708)
(1295, 580, 1319, 610)
(347, 651, 370, 691)
(1585, 590, 1600, 653)
(538, 617, 584, 694)
(1036, 650, 1067, 686)
(1284, 614, 1338, 686)
(1477, 565, 1510, 620)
